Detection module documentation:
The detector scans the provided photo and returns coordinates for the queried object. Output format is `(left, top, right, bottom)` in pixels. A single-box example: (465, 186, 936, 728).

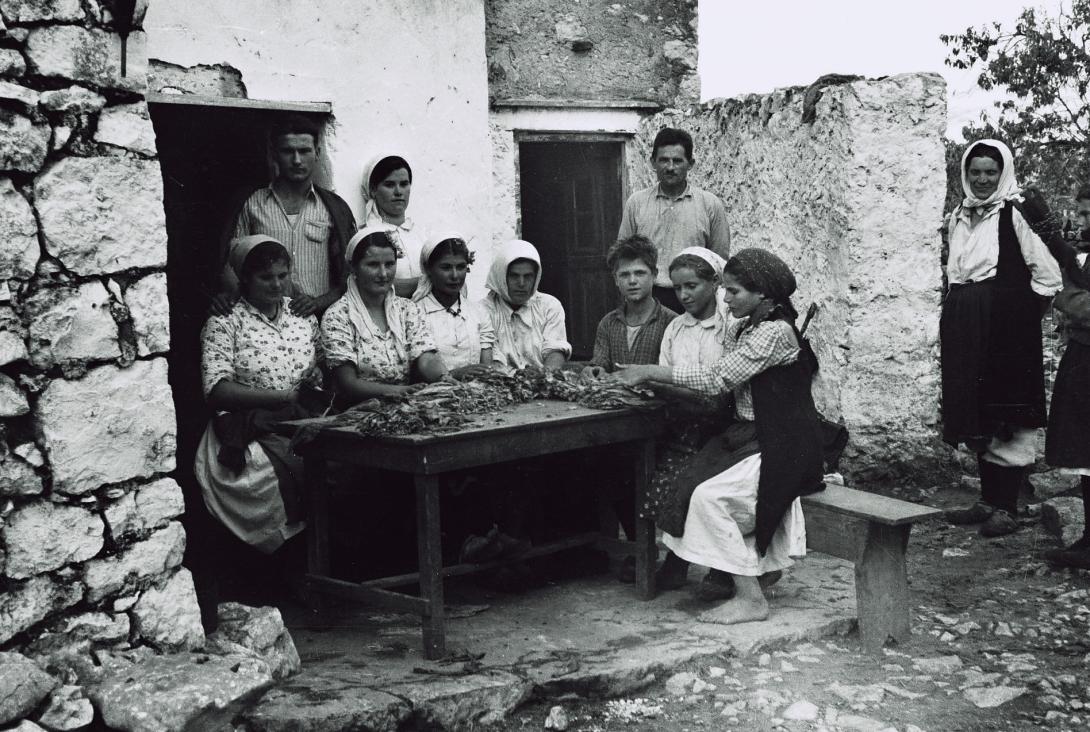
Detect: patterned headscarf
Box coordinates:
(959, 139, 1021, 212)
(725, 247, 798, 323)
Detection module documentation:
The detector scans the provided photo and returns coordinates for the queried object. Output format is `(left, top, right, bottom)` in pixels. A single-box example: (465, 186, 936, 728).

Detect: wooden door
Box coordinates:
(518, 140, 624, 360)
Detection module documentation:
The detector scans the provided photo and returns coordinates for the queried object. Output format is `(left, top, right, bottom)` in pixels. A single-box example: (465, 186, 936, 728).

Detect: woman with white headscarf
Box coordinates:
(361, 153, 428, 298)
(658, 246, 730, 368)
(942, 139, 1062, 537)
(321, 225, 445, 401)
(482, 239, 572, 372)
(413, 231, 496, 378)
(195, 235, 324, 554)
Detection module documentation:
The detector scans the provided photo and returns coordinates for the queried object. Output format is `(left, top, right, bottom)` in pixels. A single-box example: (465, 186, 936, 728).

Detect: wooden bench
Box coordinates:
(800, 484, 942, 652)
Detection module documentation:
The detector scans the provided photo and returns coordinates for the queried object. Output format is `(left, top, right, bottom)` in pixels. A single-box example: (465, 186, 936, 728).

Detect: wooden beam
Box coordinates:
(146, 92, 332, 114)
(802, 485, 942, 526)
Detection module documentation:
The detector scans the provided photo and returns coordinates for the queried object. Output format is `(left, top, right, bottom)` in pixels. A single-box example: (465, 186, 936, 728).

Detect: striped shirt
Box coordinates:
(672, 318, 798, 420)
(233, 185, 333, 298)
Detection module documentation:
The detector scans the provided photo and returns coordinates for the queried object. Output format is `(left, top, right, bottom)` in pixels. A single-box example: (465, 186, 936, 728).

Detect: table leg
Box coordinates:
(415, 473, 446, 659)
(635, 438, 656, 600)
(855, 523, 911, 653)
(304, 456, 329, 613)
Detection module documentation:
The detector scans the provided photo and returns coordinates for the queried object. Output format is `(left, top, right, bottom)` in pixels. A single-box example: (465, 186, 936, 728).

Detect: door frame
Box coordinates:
(513, 131, 633, 216)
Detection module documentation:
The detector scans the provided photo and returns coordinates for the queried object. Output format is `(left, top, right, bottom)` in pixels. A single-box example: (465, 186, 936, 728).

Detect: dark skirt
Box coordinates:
(1046, 340, 1090, 467)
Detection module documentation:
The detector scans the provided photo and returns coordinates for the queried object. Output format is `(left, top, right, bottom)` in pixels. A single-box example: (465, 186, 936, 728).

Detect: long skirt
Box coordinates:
(194, 423, 305, 554)
(1047, 340, 1090, 468)
(662, 453, 806, 577)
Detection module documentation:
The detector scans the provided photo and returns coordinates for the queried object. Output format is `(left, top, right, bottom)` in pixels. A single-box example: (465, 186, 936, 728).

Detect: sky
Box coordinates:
(697, 0, 1066, 139)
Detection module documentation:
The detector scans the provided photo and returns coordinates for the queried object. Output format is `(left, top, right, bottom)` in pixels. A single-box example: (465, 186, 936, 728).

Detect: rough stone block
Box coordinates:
(1043, 497, 1085, 547)
(208, 602, 300, 681)
(0, 79, 38, 109)
(241, 682, 411, 732)
(0, 574, 83, 644)
(82, 521, 185, 602)
(26, 611, 130, 671)
(0, 454, 43, 496)
(35, 684, 93, 731)
(0, 306, 28, 366)
(25, 282, 120, 368)
(35, 156, 166, 276)
(0, 372, 28, 416)
(25, 26, 146, 93)
(0, 178, 40, 281)
(103, 477, 184, 540)
(0, 0, 84, 23)
(147, 59, 246, 97)
(0, 651, 58, 726)
(0, 49, 26, 77)
(124, 273, 169, 355)
(38, 86, 106, 114)
(95, 102, 157, 156)
(0, 109, 48, 172)
(88, 651, 273, 732)
(131, 568, 204, 651)
(2, 501, 104, 579)
(1029, 469, 1079, 500)
(36, 359, 176, 495)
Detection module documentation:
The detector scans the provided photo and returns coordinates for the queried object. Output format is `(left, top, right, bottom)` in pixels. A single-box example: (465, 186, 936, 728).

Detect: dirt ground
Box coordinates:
(507, 480, 1090, 732)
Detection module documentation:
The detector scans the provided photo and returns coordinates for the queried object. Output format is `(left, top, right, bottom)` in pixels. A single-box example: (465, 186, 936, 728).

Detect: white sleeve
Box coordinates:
(1012, 208, 1062, 296)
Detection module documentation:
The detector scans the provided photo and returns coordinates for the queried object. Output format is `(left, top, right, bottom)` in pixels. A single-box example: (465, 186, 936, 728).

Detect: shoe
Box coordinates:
(1045, 534, 1090, 568)
(616, 555, 636, 584)
(980, 509, 1019, 537)
(945, 501, 995, 525)
(758, 570, 783, 589)
(655, 553, 689, 591)
(696, 569, 736, 601)
(459, 527, 504, 564)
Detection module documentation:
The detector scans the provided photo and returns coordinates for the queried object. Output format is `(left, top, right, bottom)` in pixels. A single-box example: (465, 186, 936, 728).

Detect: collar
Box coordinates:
(239, 295, 286, 326)
(494, 293, 536, 320)
(954, 202, 1002, 224)
(677, 310, 721, 329)
(608, 299, 669, 325)
(421, 293, 462, 316)
(265, 183, 318, 207)
(655, 183, 692, 201)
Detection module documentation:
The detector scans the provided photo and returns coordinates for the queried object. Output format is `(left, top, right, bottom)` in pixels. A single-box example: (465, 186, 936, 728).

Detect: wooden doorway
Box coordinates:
(518, 137, 626, 360)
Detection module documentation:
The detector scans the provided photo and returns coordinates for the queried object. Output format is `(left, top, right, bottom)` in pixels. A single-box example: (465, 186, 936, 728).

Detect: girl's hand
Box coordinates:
(450, 364, 493, 381)
(611, 364, 651, 386)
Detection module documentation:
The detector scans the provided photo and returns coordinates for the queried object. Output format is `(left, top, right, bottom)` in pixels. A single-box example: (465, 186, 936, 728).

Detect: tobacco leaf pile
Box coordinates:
(301, 367, 655, 439)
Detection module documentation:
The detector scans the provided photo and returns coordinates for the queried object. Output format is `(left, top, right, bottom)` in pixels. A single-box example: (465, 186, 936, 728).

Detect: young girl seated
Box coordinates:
(614, 248, 825, 623)
(658, 247, 729, 368)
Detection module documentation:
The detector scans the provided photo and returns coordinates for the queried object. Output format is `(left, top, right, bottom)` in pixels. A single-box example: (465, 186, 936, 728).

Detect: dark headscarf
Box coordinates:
(724, 247, 799, 323)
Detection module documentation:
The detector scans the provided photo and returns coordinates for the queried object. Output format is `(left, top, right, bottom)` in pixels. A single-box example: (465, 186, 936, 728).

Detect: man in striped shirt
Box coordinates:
(213, 116, 356, 317)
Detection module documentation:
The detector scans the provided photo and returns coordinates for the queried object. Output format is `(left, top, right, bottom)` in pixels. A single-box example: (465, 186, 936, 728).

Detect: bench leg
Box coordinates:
(303, 456, 329, 614)
(415, 474, 446, 660)
(855, 523, 911, 652)
(635, 439, 656, 600)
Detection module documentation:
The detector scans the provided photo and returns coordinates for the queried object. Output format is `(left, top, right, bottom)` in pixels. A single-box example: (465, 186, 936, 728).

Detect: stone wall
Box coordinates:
(632, 74, 949, 482)
(486, 0, 699, 106)
(0, 0, 211, 725)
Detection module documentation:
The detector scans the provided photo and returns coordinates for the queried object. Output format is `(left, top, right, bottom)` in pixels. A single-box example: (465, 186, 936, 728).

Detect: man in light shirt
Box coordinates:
(617, 127, 731, 313)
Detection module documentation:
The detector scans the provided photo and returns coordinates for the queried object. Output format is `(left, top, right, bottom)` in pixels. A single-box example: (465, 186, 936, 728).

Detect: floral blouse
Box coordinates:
(200, 297, 319, 397)
(320, 294, 436, 384)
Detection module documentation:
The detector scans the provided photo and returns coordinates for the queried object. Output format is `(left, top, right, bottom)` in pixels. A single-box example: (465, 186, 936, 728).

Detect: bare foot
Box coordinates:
(697, 595, 770, 625)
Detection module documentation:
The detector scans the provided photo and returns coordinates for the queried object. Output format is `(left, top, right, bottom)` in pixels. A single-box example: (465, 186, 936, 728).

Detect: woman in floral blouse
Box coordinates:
(321, 224, 445, 402)
(195, 235, 322, 554)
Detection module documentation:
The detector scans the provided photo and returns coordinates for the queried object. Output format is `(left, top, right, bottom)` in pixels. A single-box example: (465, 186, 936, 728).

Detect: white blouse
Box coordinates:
(419, 294, 496, 370)
(946, 205, 1062, 296)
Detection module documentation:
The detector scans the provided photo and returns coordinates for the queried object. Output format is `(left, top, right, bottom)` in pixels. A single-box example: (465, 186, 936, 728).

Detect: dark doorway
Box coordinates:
(147, 98, 330, 573)
(518, 139, 625, 359)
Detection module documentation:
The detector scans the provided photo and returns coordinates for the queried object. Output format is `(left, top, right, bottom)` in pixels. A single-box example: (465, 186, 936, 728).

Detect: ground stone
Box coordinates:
(1043, 497, 1085, 546)
(544, 704, 569, 730)
(0, 0, 83, 23)
(0, 109, 48, 172)
(88, 651, 274, 732)
(94, 102, 156, 155)
(103, 477, 184, 541)
(207, 602, 300, 681)
(38, 86, 106, 115)
(1030, 470, 1079, 500)
(0, 651, 57, 726)
(388, 672, 531, 731)
(963, 684, 1026, 708)
(836, 714, 891, 732)
(130, 568, 204, 651)
(83, 522, 185, 602)
(25, 282, 119, 368)
(25, 26, 146, 93)
(239, 676, 411, 732)
(783, 700, 820, 721)
(35, 684, 93, 731)
(124, 273, 169, 355)
(2, 502, 104, 579)
(0, 372, 28, 416)
(0, 177, 39, 280)
(0, 49, 26, 77)
(35, 156, 166, 276)
(0, 574, 83, 644)
(36, 359, 176, 495)
(665, 671, 700, 695)
(912, 655, 963, 674)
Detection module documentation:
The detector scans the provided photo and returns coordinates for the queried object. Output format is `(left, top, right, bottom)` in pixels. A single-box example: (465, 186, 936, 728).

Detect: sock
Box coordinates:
(978, 456, 999, 507)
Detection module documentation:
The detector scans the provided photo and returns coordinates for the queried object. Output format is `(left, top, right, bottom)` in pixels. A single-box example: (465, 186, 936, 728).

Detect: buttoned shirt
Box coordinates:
(483, 292, 572, 371)
(659, 308, 729, 368)
(320, 295, 436, 384)
(590, 301, 676, 372)
(617, 183, 731, 287)
(234, 185, 333, 297)
(672, 318, 799, 420)
(947, 205, 1062, 296)
(200, 297, 319, 397)
(419, 294, 496, 370)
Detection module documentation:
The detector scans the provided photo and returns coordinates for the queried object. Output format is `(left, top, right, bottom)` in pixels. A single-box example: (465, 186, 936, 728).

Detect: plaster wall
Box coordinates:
(633, 74, 949, 481)
(144, 0, 494, 292)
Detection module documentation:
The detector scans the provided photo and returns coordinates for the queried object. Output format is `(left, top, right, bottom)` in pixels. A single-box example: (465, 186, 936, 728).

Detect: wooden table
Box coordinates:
(278, 399, 664, 659)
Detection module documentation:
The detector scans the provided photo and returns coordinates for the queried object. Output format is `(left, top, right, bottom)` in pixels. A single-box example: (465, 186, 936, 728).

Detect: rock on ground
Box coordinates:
(1029, 470, 1079, 500)
(665, 671, 700, 696)
(239, 674, 411, 732)
(35, 684, 93, 731)
(1, 501, 104, 579)
(1043, 497, 1085, 546)
(783, 699, 820, 721)
(207, 602, 300, 681)
(131, 568, 204, 651)
(0, 651, 58, 726)
(963, 685, 1026, 708)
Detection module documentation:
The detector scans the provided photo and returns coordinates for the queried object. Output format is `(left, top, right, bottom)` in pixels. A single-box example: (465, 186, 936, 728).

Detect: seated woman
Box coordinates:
(321, 225, 446, 400)
(413, 230, 496, 378)
(659, 247, 730, 368)
(195, 235, 322, 555)
(361, 153, 428, 298)
(614, 248, 825, 624)
(482, 239, 571, 372)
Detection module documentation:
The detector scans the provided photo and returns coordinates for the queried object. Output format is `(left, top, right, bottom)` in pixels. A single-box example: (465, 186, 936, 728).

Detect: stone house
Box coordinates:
(0, 0, 947, 725)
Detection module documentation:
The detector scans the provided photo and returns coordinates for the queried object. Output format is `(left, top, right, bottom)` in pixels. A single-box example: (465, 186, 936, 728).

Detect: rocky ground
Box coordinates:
(508, 474, 1090, 732)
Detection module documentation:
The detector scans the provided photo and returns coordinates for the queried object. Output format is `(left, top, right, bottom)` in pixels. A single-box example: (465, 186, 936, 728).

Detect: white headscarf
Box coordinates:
(343, 224, 409, 361)
(228, 234, 282, 279)
(412, 229, 470, 303)
(486, 239, 542, 306)
(959, 139, 1021, 212)
(675, 246, 725, 279)
(361, 152, 414, 227)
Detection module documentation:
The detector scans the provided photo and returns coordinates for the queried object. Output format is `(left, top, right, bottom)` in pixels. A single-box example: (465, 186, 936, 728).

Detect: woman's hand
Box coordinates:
(450, 364, 493, 381)
(581, 365, 606, 380)
(610, 364, 653, 386)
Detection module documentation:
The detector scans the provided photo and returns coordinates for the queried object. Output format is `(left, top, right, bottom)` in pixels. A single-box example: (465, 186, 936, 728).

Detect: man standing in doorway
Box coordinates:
(214, 115, 356, 316)
(617, 128, 731, 313)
